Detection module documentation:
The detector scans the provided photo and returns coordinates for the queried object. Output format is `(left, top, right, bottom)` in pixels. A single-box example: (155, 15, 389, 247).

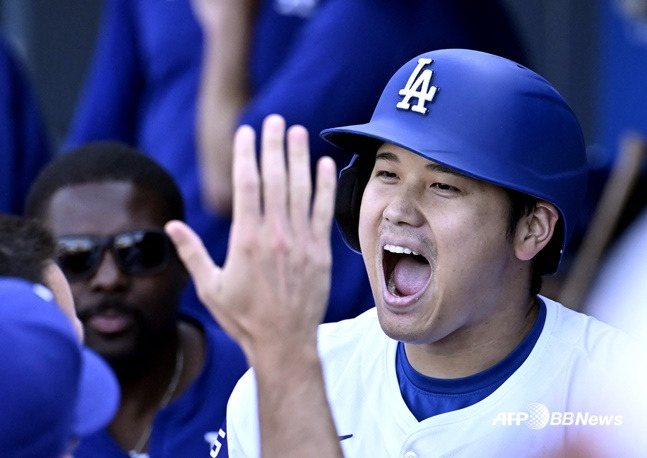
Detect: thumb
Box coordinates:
(164, 220, 222, 296)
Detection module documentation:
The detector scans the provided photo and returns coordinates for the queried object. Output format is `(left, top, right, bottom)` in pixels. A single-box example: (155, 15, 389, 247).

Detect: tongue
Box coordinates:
(393, 256, 431, 296)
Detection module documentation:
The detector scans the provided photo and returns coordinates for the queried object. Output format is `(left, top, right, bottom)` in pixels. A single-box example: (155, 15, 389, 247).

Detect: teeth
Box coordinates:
(384, 244, 419, 256)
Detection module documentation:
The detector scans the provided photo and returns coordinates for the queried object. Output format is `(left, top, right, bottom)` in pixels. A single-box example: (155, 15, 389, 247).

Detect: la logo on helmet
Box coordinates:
(396, 58, 439, 115)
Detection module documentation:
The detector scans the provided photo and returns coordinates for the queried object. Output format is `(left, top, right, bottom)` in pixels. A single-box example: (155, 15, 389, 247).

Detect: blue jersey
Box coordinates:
(73, 317, 248, 458)
(0, 34, 51, 215)
(65, 0, 525, 326)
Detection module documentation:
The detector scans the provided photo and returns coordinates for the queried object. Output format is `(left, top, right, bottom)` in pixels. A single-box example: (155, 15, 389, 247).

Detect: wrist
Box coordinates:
(247, 338, 321, 379)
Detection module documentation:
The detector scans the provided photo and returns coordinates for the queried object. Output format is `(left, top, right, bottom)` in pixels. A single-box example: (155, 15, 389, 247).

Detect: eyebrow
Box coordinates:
(375, 151, 462, 176)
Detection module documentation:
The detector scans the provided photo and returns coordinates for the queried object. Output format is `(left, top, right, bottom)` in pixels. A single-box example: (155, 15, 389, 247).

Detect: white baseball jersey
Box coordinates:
(225, 297, 647, 457)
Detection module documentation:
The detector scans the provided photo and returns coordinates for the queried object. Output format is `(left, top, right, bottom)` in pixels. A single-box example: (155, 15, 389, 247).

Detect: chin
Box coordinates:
(378, 304, 451, 346)
(376, 307, 421, 342)
(84, 332, 133, 361)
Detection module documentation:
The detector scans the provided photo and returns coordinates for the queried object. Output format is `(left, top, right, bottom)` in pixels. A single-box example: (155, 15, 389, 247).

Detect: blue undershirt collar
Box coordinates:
(396, 299, 547, 421)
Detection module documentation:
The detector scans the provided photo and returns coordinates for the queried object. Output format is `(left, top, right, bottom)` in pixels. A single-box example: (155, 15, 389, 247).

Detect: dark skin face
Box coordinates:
(43, 181, 188, 373)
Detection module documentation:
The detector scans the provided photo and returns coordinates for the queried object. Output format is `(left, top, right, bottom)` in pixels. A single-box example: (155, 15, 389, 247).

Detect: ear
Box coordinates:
(513, 201, 559, 262)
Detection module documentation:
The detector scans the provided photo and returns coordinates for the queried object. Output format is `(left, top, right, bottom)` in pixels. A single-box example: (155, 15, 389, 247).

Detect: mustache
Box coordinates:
(76, 298, 141, 321)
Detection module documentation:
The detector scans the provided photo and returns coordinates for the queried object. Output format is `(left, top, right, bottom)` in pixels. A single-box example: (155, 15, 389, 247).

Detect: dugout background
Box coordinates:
(1, 0, 646, 175)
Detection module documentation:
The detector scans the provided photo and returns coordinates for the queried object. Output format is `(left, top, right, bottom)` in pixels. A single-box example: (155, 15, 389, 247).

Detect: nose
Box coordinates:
(382, 185, 425, 227)
(89, 249, 129, 291)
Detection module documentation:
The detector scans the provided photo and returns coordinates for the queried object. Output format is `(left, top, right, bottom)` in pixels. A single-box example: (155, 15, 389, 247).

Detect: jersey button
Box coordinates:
(404, 452, 418, 458)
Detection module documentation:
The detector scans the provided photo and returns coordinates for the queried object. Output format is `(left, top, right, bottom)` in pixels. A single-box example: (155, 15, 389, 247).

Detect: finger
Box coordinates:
(232, 124, 261, 233)
(311, 157, 337, 242)
(260, 114, 288, 221)
(286, 124, 312, 232)
(164, 220, 222, 294)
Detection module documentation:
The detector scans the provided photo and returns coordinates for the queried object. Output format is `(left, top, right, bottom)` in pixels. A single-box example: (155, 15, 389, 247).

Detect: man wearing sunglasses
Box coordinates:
(25, 141, 248, 458)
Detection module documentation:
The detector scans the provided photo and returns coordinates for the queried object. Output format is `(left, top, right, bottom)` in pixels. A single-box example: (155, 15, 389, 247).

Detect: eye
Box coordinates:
(430, 182, 459, 193)
(375, 169, 398, 181)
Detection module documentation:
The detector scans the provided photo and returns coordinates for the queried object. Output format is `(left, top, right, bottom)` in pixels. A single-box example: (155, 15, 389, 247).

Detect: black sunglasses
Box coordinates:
(56, 229, 171, 281)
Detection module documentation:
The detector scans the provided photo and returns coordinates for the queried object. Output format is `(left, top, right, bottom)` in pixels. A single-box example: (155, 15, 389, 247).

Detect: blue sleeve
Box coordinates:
(64, 0, 142, 150)
(0, 34, 52, 214)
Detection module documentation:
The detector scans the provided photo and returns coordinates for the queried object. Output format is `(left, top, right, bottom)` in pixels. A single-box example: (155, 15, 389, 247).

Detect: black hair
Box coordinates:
(0, 214, 56, 285)
(24, 141, 185, 223)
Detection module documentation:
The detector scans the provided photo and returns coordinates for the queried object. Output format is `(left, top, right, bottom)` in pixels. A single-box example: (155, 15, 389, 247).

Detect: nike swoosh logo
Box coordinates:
(338, 434, 353, 441)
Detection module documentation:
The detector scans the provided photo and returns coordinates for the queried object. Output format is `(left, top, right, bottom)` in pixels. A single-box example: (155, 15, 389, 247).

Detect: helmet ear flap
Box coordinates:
(335, 154, 375, 253)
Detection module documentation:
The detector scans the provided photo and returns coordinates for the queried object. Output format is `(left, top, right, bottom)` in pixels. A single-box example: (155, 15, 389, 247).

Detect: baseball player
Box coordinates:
(166, 49, 647, 456)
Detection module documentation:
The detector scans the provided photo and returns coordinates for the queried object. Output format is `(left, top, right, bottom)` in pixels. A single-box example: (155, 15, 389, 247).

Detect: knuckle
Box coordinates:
(238, 175, 259, 194)
(268, 230, 290, 253)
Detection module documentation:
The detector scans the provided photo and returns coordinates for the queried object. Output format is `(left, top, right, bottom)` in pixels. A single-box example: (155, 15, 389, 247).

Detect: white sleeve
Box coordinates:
(225, 368, 261, 458)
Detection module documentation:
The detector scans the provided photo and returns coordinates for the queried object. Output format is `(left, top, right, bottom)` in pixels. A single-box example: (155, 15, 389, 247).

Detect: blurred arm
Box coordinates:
(191, 0, 257, 213)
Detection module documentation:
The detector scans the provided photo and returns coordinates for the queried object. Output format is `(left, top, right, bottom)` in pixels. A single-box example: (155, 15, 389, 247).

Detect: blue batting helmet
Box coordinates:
(321, 48, 588, 275)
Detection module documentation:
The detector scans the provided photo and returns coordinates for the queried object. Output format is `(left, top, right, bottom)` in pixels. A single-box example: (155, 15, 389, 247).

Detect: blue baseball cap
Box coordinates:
(0, 277, 120, 456)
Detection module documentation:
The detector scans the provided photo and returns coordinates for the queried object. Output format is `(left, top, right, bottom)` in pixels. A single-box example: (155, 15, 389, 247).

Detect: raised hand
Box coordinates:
(168, 115, 343, 457)
(165, 114, 337, 366)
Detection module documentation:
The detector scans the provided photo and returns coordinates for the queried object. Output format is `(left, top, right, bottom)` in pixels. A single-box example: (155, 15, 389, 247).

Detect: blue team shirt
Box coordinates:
(396, 300, 547, 421)
(73, 317, 248, 458)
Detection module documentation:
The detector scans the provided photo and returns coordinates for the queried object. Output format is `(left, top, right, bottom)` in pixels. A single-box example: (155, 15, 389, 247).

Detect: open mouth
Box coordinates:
(383, 244, 431, 297)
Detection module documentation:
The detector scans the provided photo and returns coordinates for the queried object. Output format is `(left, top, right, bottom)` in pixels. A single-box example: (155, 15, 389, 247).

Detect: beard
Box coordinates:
(77, 297, 175, 380)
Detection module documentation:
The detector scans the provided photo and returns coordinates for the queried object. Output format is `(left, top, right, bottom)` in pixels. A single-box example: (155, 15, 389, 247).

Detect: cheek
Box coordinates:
(146, 268, 187, 308)
(357, 197, 382, 256)
(357, 189, 383, 282)
(440, 210, 511, 271)
(357, 209, 371, 251)
(68, 282, 88, 306)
